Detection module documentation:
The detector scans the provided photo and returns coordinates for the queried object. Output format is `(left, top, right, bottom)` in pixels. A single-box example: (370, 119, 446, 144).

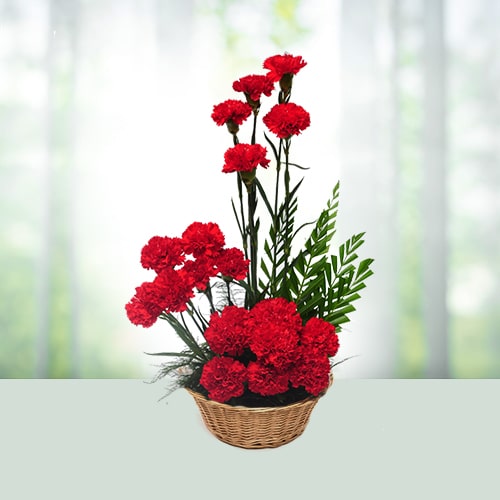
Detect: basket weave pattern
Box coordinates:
(187, 388, 322, 449)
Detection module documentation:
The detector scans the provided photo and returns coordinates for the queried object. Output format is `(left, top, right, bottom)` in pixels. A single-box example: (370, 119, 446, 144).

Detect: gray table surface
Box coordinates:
(1, 379, 498, 499)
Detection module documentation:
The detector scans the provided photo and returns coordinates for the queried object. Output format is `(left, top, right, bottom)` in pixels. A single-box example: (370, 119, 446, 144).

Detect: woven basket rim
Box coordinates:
(186, 374, 333, 413)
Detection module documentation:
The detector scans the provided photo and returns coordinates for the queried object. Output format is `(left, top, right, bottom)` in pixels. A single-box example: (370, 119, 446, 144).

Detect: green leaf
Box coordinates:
(263, 132, 279, 161)
(356, 258, 375, 278)
(285, 162, 310, 170)
(330, 304, 356, 317)
(339, 243, 345, 264)
(286, 182, 340, 314)
(161, 313, 208, 361)
(259, 176, 303, 297)
(254, 178, 274, 217)
(231, 198, 244, 238)
(257, 179, 374, 330)
(144, 351, 196, 358)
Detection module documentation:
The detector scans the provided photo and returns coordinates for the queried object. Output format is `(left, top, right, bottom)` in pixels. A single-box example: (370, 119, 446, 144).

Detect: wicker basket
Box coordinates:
(186, 381, 331, 449)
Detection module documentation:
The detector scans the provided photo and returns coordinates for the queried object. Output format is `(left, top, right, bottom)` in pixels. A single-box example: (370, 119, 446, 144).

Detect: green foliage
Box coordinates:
(259, 180, 374, 329)
(259, 178, 303, 298)
(285, 182, 340, 311)
(159, 312, 210, 363)
(320, 237, 374, 327)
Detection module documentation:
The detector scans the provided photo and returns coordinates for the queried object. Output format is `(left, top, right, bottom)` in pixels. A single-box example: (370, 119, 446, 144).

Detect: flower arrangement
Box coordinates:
(125, 54, 374, 408)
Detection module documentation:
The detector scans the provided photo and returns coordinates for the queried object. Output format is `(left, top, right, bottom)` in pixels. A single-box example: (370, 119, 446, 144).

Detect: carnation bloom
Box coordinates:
(182, 222, 225, 258)
(247, 361, 290, 396)
(204, 306, 250, 356)
(153, 268, 195, 313)
(211, 99, 252, 134)
(182, 257, 217, 291)
(222, 143, 270, 174)
(289, 348, 331, 396)
(215, 247, 250, 281)
(263, 54, 307, 82)
(125, 282, 165, 328)
(140, 236, 185, 273)
(232, 74, 274, 105)
(125, 269, 195, 327)
(200, 356, 247, 403)
(301, 317, 340, 357)
(263, 103, 311, 139)
(247, 298, 302, 369)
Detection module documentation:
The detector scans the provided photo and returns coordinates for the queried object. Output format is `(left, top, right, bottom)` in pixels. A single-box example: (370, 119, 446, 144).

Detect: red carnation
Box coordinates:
(263, 54, 307, 82)
(204, 306, 250, 356)
(247, 361, 290, 396)
(125, 269, 195, 327)
(232, 74, 274, 104)
(200, 356, 247, 403)
(140, 236, 185, 273)
(301, 317, 340, 357)
(211, 99, 252, 134)
(247, 298, 302, 369)
(125, 282, 165, 328)
(249, 297, 302, 334)
(182, 222, 225, 258)
(215, 247, 249, 281)
(182, 256, 218, 291)
(263, 103, 310, 139)
(153, 268, 195, 314)
(289, 349, 331, 396)
(222, 143, 270, 174)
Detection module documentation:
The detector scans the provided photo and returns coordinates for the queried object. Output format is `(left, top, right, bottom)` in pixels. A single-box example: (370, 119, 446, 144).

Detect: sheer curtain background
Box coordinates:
(1, 0, 498, 378)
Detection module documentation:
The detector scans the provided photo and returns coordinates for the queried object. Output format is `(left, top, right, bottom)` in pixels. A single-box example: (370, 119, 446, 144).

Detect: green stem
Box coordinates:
(283, 138, 291, 281)
(226, 280, 233, 306)
(270, 140, 283, 296)
(204, 285, 216, 314)
(245, 111, 259, 307)
(247, 181, 258, 308)
(237, 174, 248, 260)
(251, 111, 258, 145)
(185, 302, 208, 332)
(188, 301, 210, 330)
(160, 312, 207, 361)
(273, 140, 283, 225)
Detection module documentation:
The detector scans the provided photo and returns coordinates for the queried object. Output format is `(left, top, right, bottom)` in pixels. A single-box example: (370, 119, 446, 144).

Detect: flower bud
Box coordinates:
(240, 168, 256, 187)
(279, 73, 294, 94)
(225, 119, 239, 135)
(245, 95, 261, 113)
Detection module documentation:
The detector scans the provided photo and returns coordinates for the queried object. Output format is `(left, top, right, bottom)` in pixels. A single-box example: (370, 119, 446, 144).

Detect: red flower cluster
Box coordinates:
(125, 53, 362, 410)
(222, 143, 270, 174)
(214, 53, 310, 186)
(200, 298, 339, 402)
(125, 222, 249, 327)
(263, 103, 311, 139)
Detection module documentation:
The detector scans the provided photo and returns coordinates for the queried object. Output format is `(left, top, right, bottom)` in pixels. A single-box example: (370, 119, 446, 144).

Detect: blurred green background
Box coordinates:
(1, 0, 499, 378)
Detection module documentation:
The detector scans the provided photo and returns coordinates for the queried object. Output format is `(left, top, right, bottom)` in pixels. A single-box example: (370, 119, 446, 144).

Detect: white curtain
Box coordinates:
(1, 0, 498, 378)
